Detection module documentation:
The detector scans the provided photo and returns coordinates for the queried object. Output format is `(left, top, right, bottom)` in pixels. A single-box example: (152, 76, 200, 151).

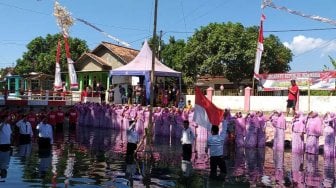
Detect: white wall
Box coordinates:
(186, 95, 336, 113)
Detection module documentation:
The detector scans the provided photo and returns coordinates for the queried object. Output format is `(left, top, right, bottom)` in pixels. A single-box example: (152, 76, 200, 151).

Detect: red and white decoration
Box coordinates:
(64, 36, 78, 90)
(256, 71, 336, 90)
(54, 40, 63, 91)
(193, 87, 224, 130)
(254, 14, 265, 79)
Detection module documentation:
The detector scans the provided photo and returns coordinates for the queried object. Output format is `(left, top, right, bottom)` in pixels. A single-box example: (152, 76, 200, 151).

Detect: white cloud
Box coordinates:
(283, 35, 336, 55)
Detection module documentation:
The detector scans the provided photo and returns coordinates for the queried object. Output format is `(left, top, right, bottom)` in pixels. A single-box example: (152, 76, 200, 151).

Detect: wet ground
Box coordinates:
(0, 125, 331, 188)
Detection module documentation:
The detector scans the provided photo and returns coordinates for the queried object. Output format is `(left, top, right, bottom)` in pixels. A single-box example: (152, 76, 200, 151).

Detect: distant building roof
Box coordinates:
(94, 41, 139, 64)
(83, 52, 111, 68)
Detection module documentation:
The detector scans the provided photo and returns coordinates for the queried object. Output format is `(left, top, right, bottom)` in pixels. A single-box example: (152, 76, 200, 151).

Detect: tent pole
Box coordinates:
(179, 76, 182, 95)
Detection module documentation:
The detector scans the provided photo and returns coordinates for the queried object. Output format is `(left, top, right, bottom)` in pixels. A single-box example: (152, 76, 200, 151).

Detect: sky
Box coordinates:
(0, 0, 336, 72)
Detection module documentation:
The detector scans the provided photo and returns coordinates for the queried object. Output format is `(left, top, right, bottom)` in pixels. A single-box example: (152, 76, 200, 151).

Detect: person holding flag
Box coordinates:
(193, 87, 226, 179)
(205, 125, 227, 179)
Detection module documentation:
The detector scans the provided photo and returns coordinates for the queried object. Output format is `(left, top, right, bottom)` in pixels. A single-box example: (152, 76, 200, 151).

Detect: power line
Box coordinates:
(0, 2, 49, 16)
(265, 27, 336, 33)
(294, 38, 336, 58)
(179, 0, 188, 39)
(161, 27, 336, 34)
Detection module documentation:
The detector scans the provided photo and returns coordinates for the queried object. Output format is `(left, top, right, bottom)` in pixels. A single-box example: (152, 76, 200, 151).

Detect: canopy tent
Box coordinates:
(109, 40, 182, 104)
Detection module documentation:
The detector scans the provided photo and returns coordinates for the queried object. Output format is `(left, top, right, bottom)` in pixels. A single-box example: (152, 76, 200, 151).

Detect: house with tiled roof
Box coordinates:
(72, 41, 139, 91)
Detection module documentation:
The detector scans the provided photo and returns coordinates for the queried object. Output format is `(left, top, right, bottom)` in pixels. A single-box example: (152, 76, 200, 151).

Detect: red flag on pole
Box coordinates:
(193, 87, 224, 130)
(254, 14, 266, 79)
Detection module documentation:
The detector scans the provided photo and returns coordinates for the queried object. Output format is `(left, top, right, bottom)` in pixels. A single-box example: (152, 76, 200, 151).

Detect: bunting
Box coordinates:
(263, 0, 336, 26)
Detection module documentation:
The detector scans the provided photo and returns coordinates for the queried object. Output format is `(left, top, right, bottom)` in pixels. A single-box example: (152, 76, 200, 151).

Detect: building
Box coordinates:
(71, 41, 139, 92)
(196, 75, 253, 95)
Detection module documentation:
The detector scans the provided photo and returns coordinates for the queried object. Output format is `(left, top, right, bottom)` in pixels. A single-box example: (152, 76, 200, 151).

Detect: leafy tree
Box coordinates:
(15, 33, 89, 75)
(178, 22, 292, 87)
(161, 37, 186, 70)
(0, 67, 14, 80)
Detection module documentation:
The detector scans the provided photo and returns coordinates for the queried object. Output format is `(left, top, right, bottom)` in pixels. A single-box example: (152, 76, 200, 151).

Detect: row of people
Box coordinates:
(0, 113, 55, 181)
(0, 106, 78, 131)
(73, 102, 336, 157)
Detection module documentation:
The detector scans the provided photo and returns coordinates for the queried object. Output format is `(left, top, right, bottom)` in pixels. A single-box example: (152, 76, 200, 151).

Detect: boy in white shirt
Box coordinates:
(36, 117, 53, 151)
(16, 114, 33, 145)
(205, 125, 227, 179)
(181, 120, 195, 161)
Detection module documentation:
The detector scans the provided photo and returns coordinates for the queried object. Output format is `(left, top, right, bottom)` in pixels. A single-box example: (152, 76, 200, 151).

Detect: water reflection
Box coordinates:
(306, 154, 321, 187)
(292, 153, 304, 187)
(0, 149, 10, 182)
(0, 125, 331, 187)
(38, 148, 52, 178)
(323, 156, 335, 188)
(18, 143, 32, 158)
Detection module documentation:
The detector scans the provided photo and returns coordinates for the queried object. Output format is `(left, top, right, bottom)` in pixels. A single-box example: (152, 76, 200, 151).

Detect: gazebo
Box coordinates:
(109, 40, 182, 104)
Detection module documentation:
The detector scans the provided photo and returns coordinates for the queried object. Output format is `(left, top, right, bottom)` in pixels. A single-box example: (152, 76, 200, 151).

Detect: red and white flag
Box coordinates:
(254, 14, 266, 79)
(54, 39, 63, 91)
(64, 35, 79, 90)
(193, 87, 224, 130)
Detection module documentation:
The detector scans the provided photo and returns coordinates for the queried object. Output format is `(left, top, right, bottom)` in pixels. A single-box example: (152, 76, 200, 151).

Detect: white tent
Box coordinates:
(110, 40, 182, 104)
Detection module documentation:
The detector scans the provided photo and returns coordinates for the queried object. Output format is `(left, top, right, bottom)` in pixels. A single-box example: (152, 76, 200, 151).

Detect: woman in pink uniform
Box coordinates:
(291, 111, 306, 154)
(305, 111, 322, 155)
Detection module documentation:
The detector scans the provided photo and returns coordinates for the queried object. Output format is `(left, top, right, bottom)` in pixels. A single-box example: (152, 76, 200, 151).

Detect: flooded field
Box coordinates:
(1, 125, 330, 188)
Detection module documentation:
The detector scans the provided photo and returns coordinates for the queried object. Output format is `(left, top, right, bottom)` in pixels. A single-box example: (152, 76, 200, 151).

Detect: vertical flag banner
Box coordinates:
(64, 36, 79, 90)
(193, 87, 224, 130)
(54, 1, 78, 90)
(54, 40, 62, 91)
(254, 14, 266, 79)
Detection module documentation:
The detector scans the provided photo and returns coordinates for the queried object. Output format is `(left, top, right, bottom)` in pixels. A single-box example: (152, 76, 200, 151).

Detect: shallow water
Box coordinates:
(0, 125, 332, 188)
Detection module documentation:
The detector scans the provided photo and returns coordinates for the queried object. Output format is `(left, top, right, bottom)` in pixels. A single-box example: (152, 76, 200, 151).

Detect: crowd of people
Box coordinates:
(0, 97, 334, 185)
(0, 106, 78, 181)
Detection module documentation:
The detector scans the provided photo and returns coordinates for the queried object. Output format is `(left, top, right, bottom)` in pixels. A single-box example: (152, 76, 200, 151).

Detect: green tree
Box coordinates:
(161, 37, 186, 71)
(0, 67, 14, 80)
(323, 55, 336, 70)
(181, 22, 292, 87)
(15, 33, 89, 75)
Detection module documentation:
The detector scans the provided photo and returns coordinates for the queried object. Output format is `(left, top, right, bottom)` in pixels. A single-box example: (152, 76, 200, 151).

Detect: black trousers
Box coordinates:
(38, 137, 51, 150)
(126, 142, 137, 164)
(182, 144, 192, 161)
(0, 144, 11, 152)
(210, 156, 227, 178)
(19, 134, 31, 145)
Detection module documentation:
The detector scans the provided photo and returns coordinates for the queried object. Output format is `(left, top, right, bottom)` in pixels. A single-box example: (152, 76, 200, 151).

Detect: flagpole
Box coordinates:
(253, 1, 266, 95)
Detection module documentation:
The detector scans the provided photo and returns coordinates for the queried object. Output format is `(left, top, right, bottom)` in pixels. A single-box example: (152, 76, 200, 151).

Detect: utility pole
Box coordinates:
(143, 1, 158, 187)
(147, 0, 158, 151)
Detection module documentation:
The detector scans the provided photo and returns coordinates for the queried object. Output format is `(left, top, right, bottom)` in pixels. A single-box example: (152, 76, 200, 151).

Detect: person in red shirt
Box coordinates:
(287, 79, 299, 116)
(68, 107, 78, 130)
(47, 107, 57, 129)
(80, 86, 89, 103)
(27, 108, 38, 130)
(56, 106, 65, 131)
